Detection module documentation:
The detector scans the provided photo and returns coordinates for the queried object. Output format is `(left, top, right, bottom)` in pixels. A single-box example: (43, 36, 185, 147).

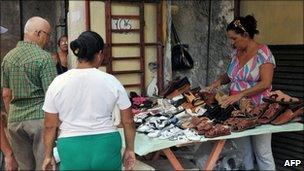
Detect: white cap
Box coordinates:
(0, 26, 8, 34)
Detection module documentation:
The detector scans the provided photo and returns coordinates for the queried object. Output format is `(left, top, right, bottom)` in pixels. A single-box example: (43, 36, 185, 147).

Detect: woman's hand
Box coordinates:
(123, 149, 136, 170)
(4, 154, 18, 171)
(203, 80, 221, 93)
(221, 93, 244, 107)
(42, 156, 56, 171)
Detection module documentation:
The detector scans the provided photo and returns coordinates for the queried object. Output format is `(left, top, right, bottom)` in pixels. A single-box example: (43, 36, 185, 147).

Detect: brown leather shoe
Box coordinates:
(204, 124, 231, 138)
(271, 103, 304, 125)
(259, 103, 286, 124)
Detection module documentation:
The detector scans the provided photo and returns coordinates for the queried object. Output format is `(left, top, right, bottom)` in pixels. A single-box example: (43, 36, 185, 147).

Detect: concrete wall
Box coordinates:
(241, 0, 304, 45)
(0, 0, 67, 59)
(0, 1, 21, 59)
(20, 0, 66, 52)
(171, 0, 234, 87)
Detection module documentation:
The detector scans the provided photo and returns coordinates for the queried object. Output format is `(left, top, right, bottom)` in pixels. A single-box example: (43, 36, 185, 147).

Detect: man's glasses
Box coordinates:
(38, 30, 51, 37)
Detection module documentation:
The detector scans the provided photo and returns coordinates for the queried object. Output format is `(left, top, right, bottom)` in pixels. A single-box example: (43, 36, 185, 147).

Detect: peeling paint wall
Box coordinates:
(171, 0, 234, 88)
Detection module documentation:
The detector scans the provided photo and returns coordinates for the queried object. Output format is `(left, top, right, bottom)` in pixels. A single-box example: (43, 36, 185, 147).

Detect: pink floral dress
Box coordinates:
(227, 45, 276, 105)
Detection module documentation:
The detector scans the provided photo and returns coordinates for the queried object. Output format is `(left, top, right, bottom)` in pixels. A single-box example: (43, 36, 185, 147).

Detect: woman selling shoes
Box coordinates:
(205, 15, 276, 170)
(42, 31, 135, 170)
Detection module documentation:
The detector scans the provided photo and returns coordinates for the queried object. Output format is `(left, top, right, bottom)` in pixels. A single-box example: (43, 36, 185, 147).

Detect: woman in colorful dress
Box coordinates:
(205, 15, 276, 170)
(42, 31, 136, 170)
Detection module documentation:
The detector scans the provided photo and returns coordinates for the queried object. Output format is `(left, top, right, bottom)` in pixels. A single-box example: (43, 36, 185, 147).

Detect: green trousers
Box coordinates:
(57, 132, 122, 170)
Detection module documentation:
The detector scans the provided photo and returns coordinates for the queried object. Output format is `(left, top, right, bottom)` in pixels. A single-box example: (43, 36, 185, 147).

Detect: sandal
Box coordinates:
(231, 110, 246, 118)
(271, 102, 304, 125)
(259, 103, 287, 124)
(262, 94, 279, 103)
(263, 92, 300, 105)
(232, 118, 259, 132)
(204, 124, 231, 138)
(239, 98, 254, 113)
(191, 116, 207, 126)
(180, 120, 195, 129)
(270, 90, 300, 104)
(196, 118, 214, 132)
(250, 103, 269, 118)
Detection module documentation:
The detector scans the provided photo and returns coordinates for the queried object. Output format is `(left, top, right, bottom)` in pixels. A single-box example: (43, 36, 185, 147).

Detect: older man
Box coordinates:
(1, 17, 57, 170)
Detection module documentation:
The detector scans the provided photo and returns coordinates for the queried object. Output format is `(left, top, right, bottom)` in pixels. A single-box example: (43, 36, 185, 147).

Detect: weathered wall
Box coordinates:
(0, 0, 66, 59)
(20, 0, 65, 52)
(0, 1, 21, 59)
(171, 0, 234, 87)
(241, 0, 304, 45)
(208, 0, 234, 85)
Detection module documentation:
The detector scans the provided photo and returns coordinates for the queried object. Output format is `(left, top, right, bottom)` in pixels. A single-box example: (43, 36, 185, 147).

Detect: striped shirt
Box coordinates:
(227, 45, 276, 105)
(1, 41, 57, 123)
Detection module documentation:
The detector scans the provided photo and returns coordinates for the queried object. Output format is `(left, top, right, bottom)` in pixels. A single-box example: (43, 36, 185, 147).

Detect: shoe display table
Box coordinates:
(119, 122, 303, 170)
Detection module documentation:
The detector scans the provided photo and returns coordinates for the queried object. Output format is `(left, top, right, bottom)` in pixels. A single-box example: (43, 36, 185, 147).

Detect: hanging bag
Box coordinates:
(171, 22, 194, 71)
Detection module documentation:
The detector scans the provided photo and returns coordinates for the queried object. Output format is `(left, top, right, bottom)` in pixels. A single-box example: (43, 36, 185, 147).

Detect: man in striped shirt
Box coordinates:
(1, 16, 57, 170)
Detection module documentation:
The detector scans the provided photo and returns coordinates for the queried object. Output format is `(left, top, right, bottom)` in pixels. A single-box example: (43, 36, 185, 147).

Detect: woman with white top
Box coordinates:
(42, 31, 135, 170)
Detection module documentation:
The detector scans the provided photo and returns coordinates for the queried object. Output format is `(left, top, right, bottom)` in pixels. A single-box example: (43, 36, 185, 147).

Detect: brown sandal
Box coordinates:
(231, 110, 246, 118)
(239, 98, 254, 114)
(251, 103, 269, 118)
(263, 91, 300, 105)
(232, 118, 259, 132)
(224, 117, 259, 132)
(204, 124, 231, 138)
(270, 90, 300, 104)
(271, 103, 304, 125)
(259, 103, 286, 124)
(196, 118, 213, 132)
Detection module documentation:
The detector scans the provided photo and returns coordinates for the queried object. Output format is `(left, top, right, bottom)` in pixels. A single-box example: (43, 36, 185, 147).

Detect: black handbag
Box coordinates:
(171, 22, 194, 71)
